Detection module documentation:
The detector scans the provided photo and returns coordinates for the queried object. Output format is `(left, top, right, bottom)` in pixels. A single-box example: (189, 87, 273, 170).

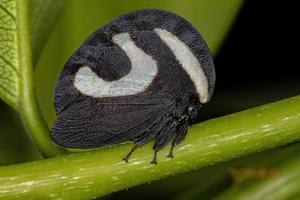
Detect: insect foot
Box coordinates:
(150, 151, 158, 165)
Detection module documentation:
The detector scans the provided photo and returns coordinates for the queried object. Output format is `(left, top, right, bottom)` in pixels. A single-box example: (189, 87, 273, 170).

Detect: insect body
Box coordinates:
(51, 9, 215, 164)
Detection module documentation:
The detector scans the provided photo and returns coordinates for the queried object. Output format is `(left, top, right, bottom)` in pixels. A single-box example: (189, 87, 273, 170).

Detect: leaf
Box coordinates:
(29, 0, 64, 63)
(0, 0, 18, 109)
(0, 0, 63, 108)
(0, 96, 300, 199)
(0, 0, 63, 156)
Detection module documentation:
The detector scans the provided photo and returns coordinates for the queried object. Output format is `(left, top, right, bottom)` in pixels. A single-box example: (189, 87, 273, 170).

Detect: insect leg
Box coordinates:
(168, 121, 189, 158)
(122, 145, 138, 162)
(150, 150, 158, 165)
(122, 119, 169, 162)
(122, 131, 157, 162)
(152, 120, 178, 164)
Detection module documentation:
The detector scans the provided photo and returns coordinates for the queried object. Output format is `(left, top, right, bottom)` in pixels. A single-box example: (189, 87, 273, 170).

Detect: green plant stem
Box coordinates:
(215, 154, 300, 200)
(16, 0, 63, 157)
(0, 96, 300, 199)
(172, 139, 300, 200)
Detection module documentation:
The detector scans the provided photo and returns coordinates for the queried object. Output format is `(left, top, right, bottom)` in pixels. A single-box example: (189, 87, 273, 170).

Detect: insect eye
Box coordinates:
(187, 106, 198, 117)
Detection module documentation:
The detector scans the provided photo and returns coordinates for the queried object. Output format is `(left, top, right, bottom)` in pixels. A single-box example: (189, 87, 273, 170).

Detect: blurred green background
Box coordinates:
(1, 0, 299, 199)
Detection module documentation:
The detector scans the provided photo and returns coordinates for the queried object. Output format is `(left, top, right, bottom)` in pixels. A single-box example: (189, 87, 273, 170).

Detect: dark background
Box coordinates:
(216, 0, 298, 84)
(199, 0, 300, 121)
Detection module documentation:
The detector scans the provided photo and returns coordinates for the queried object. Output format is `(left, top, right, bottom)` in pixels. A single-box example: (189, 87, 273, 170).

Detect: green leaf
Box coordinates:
(0, 0, 63, 108)
(29, 0, 64, 63)
(0, 0, 63, 157)
(0, 0, 18, 109)
(1, 96, 300, 199)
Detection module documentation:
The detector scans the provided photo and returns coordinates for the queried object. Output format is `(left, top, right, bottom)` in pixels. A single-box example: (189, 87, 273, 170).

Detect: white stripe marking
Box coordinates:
(74, 33, 158, 97)
(154, 28, 209, 103)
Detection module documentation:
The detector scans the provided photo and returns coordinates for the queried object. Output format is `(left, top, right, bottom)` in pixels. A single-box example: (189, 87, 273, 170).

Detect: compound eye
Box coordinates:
(187, 105, 198, 117)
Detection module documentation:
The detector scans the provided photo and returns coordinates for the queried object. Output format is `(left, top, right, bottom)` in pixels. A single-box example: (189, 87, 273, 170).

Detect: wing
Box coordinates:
(51, 93, 175, 148)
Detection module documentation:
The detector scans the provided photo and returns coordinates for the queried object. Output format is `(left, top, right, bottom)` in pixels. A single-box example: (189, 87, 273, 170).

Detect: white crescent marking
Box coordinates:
(73, 33, 158, 97)
(154, 28, 209, 103)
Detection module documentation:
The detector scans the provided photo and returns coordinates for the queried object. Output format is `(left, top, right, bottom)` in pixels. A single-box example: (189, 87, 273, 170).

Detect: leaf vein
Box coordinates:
(0, 54, 18, 72)
(0, 83, 16, 97)
(0, 3, 16, 20)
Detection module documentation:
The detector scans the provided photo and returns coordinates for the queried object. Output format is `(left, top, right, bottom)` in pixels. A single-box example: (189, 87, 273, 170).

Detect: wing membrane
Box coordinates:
(51, 93, 175, 148)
